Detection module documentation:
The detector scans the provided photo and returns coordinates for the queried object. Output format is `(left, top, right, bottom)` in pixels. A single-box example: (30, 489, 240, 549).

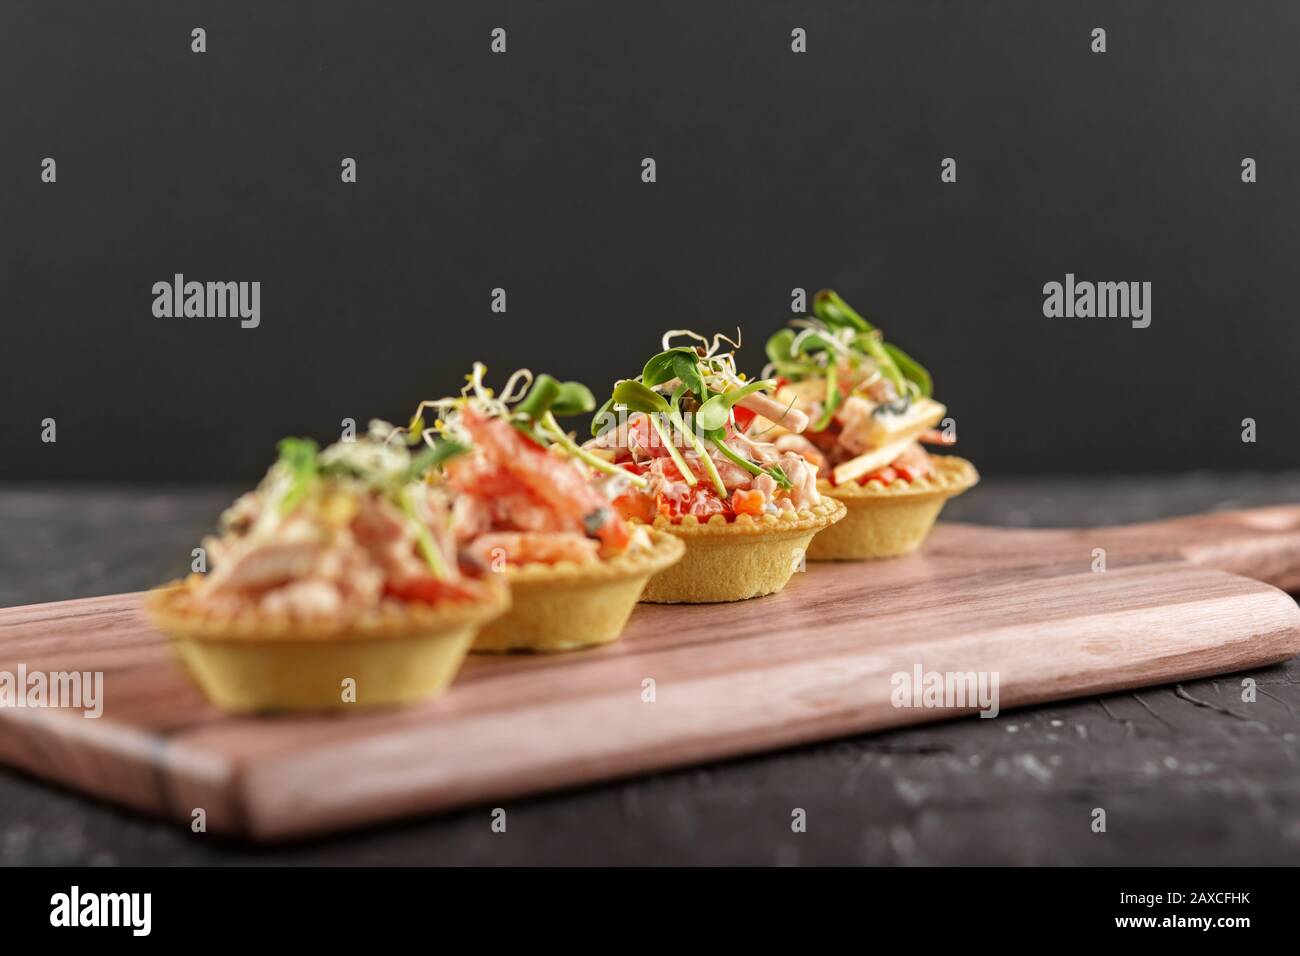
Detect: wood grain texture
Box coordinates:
(1, 506, 1298, 840)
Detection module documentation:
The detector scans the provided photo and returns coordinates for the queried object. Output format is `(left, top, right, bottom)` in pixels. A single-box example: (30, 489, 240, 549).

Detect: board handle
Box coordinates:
(1118, 505, 1300, 592)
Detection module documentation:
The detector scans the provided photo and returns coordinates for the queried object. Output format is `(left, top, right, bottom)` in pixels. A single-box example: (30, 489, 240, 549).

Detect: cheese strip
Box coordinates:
(832, 435, 919, 485)
(862, 398, 946, 448)
(831, 399, 946, 484)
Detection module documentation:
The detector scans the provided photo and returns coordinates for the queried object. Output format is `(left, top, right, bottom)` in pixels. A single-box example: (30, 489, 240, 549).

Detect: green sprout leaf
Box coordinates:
(669, 384, 726, 497)
(695, 379, 775, 433)
(851, 330, 908, 397)
(515, 373, 597, 423)
(538, 412, 648, 489)
(641, 347, 708, 399)
(612, 379, 670, 415)
(641, 348, 697, 388)
(810, 290, 914, 397)
(590, 394, 617, 437)
(792, 330, 842, 357)
(275, 437, 319, 514)
(648, 414, 697, 486)
(813, 363, 842, 432)
(551, 380, 596, 417)
(775, 289, 932, 414)
(670, 351, 707, 397)
(765, 328, 796, 366)
(408, 438, 470, 478)
(764, 328, 818, 378)
(883, 343, 932, 398)
(813, 289, 875, 333)
(514, 374, 562, 421)
(694, 394, 731, 433)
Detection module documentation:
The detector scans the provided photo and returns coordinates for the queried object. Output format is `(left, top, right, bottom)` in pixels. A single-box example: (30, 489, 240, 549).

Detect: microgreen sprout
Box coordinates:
(400, 484, 451, 579)
(763, 290, 933, 420)
(408, 437, 471, 476)
(405, 363, 648, 489)
(695, 378, 773, 432)
(275, 437, 320, 515)
(609, 379, 697, 488)
(268, 429, 459, 580)
(599, 331, 795, 496)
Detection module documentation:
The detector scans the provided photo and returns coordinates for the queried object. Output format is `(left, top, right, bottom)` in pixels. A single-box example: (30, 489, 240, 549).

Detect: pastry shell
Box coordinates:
(145, 576, 510, 713)
(806, 455, 979, 561)
(637, 499, 847, 603)
(472, 530, 685, 652)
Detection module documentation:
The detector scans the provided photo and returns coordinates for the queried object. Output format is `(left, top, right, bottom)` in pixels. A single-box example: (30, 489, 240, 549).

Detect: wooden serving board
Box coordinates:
(1, 505, 1299, 840)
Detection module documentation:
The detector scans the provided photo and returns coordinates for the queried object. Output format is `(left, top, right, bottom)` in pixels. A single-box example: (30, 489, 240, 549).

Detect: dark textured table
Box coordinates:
(2, 474, 1298, 866)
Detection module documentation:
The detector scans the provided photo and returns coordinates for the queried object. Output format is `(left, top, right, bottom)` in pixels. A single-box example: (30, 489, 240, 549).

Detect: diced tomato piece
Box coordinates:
(890, 444, 933, 482)
(654, 487, 727, 521)
(895, 462, 933, 482)
(611, 490, 655, 523)
(655, 493, 686, 519)
(861, 466, 898, 485)
(657, 458, 685, 482)
(385, 576, 479, 605)
(731, 405, 758, 431)
(730, 488, 766, 517)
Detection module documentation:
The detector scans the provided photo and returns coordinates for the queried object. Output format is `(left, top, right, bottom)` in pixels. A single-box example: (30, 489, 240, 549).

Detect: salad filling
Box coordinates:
(177, 427, 488, 621)
(584, 330, 824, 522)
(405, 364, 651, 570)
(763, 290, 954, 487)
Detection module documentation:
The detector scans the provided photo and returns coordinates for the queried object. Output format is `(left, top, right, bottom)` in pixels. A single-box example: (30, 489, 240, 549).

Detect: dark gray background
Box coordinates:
(3, 1, 1297, 483)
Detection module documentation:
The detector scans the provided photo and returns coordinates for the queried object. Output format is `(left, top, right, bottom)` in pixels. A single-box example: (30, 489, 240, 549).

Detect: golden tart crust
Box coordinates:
(473, 530, 685, 653)
(635, 499, 846, 603)
(807, 455, 978, 560)
(145, 576, 509, 712)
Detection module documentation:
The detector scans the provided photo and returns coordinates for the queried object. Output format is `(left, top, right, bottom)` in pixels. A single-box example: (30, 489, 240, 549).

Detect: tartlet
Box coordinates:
(582, 330, 839, 603)
(406, 364, 684, 652)
(763, 289, 977, 561)
(146, 574, 508, 712)
(637, 499, 845, 603)
(806, 455, 977, 560)
(144, 431, 508, 712)
(472, 530, 684, 651)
